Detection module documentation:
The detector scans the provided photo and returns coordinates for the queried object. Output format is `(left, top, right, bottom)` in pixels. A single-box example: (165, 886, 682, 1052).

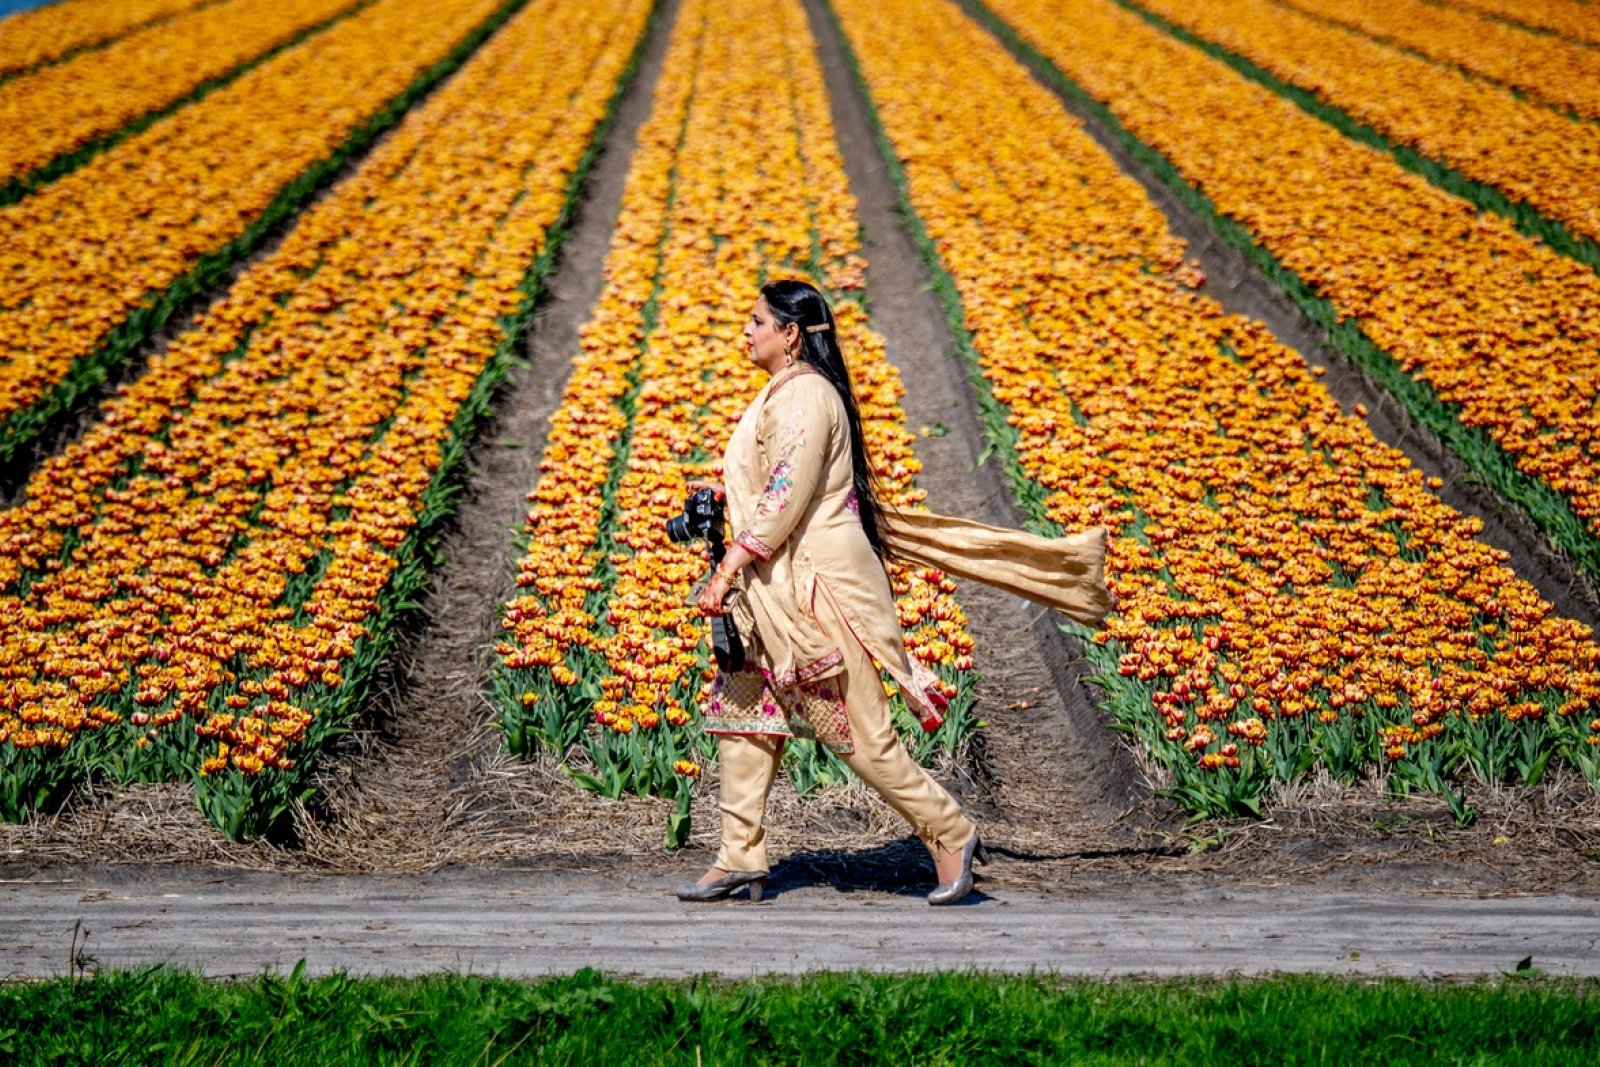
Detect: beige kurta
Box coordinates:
(700, 364, 1112, 751)
(702, 367, 904, 751)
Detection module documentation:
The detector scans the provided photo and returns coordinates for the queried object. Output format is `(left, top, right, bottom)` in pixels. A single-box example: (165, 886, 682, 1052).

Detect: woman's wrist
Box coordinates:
(714, 561, 740, 584)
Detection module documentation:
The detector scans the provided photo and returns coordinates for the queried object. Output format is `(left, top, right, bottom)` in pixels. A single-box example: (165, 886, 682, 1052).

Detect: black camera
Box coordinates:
(666, 487, 745, 672)
(665, 487, 723, 546)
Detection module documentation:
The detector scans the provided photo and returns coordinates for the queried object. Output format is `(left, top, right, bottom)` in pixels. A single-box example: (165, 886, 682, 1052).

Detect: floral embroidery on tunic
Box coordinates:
(778, 676, 851, 752)
(754, 409, 806, 520)
(700, 665, 853, 753)
(735, 404, 811, 560)
(702, 670, 791, 740)
(755, 459, 795, 517)
(775, 647, 843, 688)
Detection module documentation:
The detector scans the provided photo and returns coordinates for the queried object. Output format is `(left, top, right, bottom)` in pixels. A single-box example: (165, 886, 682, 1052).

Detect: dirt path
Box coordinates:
(4, 867, 1599, 979)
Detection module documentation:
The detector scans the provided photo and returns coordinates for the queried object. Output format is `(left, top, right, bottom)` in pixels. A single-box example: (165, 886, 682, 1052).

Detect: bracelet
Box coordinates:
(714, 562, 739, 584)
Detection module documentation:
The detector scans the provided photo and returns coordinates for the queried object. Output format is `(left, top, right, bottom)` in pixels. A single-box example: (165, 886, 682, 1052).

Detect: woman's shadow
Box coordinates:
(761, 836, 1185, 904)
(763, 836, 977, 902)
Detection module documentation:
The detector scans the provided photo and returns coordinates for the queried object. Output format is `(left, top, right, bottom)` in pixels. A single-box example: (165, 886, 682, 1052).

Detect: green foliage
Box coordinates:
(2, 967, 1599, 1065)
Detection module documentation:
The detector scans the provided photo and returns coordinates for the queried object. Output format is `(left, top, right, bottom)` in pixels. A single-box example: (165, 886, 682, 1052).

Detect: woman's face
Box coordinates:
(743, 296, 793, 374)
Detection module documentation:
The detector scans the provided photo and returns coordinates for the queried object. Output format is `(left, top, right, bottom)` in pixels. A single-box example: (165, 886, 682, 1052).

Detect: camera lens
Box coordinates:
(665, 514, 691, 543)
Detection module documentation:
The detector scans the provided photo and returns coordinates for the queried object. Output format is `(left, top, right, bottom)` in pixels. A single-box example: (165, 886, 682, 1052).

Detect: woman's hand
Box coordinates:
(697, 571, 731, 617)
(686, 479, 725, 500)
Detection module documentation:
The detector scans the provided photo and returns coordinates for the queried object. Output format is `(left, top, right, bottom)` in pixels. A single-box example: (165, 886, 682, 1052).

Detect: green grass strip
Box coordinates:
(0, 0, 532, 470)
(963, 0, 1600, 588)
(194, 0, 666, 840)
(3, 966, 1598, 1065)
(1114, 0, 1600, 275)
(0, 0, 377, 208)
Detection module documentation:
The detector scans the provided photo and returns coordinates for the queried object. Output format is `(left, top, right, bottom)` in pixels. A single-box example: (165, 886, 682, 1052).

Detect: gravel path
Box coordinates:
(4, 867, 1597, 979)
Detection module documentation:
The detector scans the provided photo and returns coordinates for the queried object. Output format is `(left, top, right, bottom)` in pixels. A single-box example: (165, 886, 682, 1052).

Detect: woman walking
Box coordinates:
(676, 280, 1111, 906)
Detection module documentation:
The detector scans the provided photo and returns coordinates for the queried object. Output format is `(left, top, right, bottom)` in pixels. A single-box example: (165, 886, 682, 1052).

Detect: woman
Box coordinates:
(677, 280, 1111, 906)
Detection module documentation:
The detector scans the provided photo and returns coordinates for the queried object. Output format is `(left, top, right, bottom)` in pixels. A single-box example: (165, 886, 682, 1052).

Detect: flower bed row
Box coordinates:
(1281, 0, 1600, 123)
(1445, 0, 1600, 48)
(0, 0, 212, 80)
(1126, 0, 1600, 256)
(831, 0, 1600, 818)
(0, 0, 514, 465)
(0, 0, 656, 838)
(495, 0, 977, 839)
(1, 0, 369, 198)
(980, 0, 1600, 586)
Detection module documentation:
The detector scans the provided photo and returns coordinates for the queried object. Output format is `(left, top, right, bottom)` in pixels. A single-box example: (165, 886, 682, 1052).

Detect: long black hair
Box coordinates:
(760, 279, 897, 563)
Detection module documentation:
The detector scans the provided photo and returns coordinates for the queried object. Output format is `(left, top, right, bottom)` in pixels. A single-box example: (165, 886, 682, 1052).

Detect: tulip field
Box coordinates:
(1283, 0, 1600, 121)
(0, 0, 212, 78)
(0, 0, 368, 196)
(834, 0, 1600, 819)
(0, 0, 529, 461)
(0, 0, 656, 837)
(2, 0, 1599, 842)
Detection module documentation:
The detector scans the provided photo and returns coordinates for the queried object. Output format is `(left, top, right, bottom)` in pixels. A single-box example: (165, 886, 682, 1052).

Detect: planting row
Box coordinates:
(495, 0, 977, 831)
(1128, 0, 1600, 252)
(0, 0, 511, 463)
(1282, 0, 1600, 122)
(1444, 0, 1600, 48)
(832, 0, 1600, 817)
(0, 0, 654, 838)
(0, 0, 212, 79)
(0, 0, 367, 195)
(982, 0, 1600, 583)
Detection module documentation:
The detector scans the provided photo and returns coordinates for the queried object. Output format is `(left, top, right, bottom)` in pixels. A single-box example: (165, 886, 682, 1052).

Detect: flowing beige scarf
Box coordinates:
(883, 508, 1113, 627)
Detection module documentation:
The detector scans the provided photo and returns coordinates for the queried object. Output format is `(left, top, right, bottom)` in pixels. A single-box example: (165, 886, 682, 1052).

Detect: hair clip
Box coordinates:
(804, 322, 830, 333)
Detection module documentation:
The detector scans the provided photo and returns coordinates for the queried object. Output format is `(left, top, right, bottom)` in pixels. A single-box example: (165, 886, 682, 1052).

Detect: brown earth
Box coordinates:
(3, 0, 1600, 946)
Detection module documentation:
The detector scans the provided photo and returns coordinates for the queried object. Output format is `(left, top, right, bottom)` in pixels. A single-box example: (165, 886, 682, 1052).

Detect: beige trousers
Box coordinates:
(713, 595, 975, 873)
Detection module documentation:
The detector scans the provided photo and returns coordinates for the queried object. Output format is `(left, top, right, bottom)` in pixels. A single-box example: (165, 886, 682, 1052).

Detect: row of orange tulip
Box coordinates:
(989, 0, 1600, 558)
(1132, 0, 1600, 247)
(0, 0, 508, 457)
(1282, 0, 1600, 122)
(834, 0, 1600, 810)
(1444, 0, 1600, 47)
(0, 0, 210, 79)
(497, 0, 975, 798)
(1, 0, 366, 189)
(0, 0, 654, 837)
